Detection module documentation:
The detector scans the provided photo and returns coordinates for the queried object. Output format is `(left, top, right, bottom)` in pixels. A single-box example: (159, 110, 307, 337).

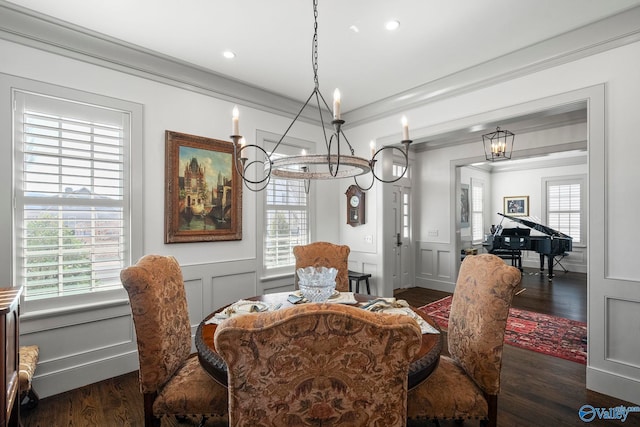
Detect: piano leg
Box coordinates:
(539, 253, 554, 281)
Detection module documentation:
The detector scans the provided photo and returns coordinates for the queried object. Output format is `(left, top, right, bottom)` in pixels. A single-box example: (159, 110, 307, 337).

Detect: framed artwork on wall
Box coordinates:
(460, 184, 470, 228)
(164, 130, 242, 243)
(503, 195, 529, 217)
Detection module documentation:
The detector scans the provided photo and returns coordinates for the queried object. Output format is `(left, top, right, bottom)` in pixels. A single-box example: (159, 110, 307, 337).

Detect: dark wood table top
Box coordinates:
(195, 291, 442, 390)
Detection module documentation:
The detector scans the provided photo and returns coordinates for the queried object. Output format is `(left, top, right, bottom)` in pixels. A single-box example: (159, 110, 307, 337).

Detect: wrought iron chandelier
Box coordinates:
(230, 0, 412, 192)
(482, 126, 515, 161)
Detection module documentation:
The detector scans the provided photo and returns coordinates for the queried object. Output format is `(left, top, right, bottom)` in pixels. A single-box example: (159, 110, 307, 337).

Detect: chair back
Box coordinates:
(215, 303, 422, 427)
(293, 241, 350, 292)
(448, 253, 521, 395)
(121, 255, 192, 394)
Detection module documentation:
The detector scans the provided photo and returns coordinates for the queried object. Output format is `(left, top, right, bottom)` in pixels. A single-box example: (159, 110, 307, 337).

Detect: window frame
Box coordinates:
(542, 175, 586, 246)
(6, 76, 142, 312)
(256, 130, 315, 280)
(470, 178, 485, 244)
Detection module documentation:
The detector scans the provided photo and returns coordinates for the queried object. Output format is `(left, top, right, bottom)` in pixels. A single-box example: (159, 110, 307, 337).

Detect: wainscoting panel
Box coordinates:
(419, 248, 434, 277)
(605, 297, 640, 368)
(212, 272, 257, 309)
(520, 245, 587, 274)
(437, 250, 452, 280)
(415, 241, 456, 293)
(19, 300, 138, 399)
(184, 276, 205, 333)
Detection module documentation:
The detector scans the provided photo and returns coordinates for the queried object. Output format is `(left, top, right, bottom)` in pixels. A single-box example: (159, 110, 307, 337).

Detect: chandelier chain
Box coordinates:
(312, 0, 319, 89)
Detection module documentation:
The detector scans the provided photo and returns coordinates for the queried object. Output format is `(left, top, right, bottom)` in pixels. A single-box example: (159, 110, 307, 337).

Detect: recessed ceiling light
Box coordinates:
(385, 20, 400, 31)
(349, 25, 360, 33)
(223, 50, 236, 59)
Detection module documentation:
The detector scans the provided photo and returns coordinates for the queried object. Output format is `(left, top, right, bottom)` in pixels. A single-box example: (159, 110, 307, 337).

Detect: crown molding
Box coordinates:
(0, 1, 319, 124)
(344, 5, 640, 127)
(1, 2, 639, 128)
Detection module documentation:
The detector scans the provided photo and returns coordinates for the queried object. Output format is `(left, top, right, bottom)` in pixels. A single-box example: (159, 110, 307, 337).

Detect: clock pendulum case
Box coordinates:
(345, 185, 365, 226)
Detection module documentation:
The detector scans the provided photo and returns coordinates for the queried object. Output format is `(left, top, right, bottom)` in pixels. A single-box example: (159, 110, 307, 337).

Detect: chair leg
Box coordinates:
(21, 388, 40, 410)
(144, 393, 161, 427)
(485, 394, 498, 427)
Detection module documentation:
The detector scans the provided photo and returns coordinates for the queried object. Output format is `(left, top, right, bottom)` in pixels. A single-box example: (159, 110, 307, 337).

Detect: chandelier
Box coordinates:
(482, 126, 515, 161)
(230, 0, 412, 192)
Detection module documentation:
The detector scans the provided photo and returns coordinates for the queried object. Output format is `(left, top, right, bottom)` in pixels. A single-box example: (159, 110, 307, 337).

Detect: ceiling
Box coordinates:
(6, 0, 640, 114)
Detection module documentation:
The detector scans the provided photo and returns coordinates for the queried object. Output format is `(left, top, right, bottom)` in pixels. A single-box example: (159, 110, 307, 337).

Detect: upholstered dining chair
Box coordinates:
(293, 241, 350, 291)
(406, 253, 522, 427)
(121, 254, 228, 427)
(215, 303, 423, 427)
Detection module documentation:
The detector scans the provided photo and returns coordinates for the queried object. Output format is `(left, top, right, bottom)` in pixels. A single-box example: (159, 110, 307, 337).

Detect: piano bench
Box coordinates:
(553, 253, 569, 273)
(490, 249, 523, 271)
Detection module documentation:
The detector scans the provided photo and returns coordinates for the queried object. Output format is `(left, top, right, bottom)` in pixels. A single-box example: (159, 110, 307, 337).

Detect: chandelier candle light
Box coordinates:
(230, 0, 412, 192)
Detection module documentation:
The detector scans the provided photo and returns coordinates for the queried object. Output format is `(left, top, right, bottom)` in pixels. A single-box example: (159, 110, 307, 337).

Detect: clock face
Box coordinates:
(350, 195, 360, 207)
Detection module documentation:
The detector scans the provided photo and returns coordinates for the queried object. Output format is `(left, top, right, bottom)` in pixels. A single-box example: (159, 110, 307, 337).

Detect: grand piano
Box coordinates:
(484, 213, 572, 280)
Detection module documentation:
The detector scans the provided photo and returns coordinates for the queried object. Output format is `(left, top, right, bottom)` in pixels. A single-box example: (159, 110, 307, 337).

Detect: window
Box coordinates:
(259, 133, 312, 274)
(544, 176, 585, 244)
(13, 86, 141, 301)
(471, 179, 484, 242)
(392, 156, 410, 179)
(264, 171, 309, 269)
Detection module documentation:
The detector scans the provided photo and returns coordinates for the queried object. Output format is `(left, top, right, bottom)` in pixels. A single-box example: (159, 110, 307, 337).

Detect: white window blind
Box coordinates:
(15, 91, 130, 300)
(471, 180, 484, 242)
(547, 181, 581, 243)
(264, 171, 309, 270)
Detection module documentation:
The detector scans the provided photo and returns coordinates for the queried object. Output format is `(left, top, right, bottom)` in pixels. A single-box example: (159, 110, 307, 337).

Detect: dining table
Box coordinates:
(195, 291, 443, 390)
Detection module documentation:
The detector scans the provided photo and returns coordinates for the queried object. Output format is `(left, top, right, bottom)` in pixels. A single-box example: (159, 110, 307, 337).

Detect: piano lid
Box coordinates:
(497, 213, 573, 239)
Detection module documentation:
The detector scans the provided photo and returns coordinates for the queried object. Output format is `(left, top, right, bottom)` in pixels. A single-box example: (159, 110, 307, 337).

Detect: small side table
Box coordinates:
(348, 271, 371, 294)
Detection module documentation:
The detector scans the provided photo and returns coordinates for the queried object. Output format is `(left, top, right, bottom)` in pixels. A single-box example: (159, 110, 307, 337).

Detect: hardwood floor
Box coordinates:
(21, 268, 639, 426)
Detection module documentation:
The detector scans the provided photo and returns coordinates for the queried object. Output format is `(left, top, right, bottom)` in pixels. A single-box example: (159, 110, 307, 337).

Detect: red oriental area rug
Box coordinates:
(419, 296, 587, 365)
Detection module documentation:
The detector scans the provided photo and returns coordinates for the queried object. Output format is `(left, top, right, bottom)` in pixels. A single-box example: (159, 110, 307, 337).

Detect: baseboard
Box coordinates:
(587, 366, 640, 406)
(33, 351, 139, 399)
(414, 277, 456, 293)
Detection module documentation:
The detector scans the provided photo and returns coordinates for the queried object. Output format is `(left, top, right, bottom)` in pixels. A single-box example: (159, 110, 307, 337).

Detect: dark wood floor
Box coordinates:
(21, 268, 639, 426)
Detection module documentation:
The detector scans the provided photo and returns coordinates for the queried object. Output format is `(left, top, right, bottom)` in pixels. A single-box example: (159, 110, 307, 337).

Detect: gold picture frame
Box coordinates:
(503, 195, 529, 217)
(165, 131, 242, 243)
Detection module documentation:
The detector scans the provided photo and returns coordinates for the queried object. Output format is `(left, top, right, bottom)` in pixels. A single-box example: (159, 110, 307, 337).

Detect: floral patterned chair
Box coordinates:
(215, 302, 422, 427)
(406, 253, 522, 427)
(121, 254, 228, 427)
(293, 241, 350, 292)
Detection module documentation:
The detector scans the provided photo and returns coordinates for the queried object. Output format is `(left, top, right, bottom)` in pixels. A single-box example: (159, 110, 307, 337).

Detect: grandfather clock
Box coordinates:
(345, 185, 365, 227)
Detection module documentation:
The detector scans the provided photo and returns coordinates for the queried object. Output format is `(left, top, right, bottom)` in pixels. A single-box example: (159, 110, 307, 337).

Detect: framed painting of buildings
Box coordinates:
(165, 131, 242, 243)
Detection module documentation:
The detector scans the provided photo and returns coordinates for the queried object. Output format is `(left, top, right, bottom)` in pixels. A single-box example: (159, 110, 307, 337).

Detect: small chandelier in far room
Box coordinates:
(482, 126, 515, 161)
